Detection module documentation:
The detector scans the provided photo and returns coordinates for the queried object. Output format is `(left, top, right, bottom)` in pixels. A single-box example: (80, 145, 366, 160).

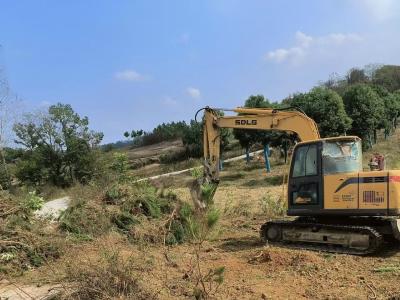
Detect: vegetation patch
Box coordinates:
(260, 194, 287, 218)
(264, 175, 284, 186)
(0, 190, 65, 275)
(60, 248, 156, 300)
(373, 266, 400, 273)
(59, 198, 112, 238)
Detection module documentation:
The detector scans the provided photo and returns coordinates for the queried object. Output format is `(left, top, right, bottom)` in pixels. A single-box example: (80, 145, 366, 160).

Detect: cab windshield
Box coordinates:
(322, 140, 362, 175)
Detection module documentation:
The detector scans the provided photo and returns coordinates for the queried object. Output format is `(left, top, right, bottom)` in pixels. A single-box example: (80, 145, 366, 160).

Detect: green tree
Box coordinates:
(233, 95, 277, 169)
(233, 95, 267, 163)
(289, 87, 352, 137)
(182, 114, 231, 161)
(381, 93, 400, 137)
(0, 68, 18, 189)
(346, 68, 368, 85)
(370, 85, 400, 134)
(153, 121, 187, 140)
(243, 95, 270, 108)
(182, 120, 203, 158)
(343, 84, 384, 148)
(394, 90, 400, 127)
(131, 129, 143, 139)
(14, 103, 103, 186)
(124, 129, 144, 147)
(372, 65, 400, 92)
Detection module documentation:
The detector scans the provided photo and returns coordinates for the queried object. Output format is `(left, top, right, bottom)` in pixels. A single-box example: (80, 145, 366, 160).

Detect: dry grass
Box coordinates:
(363, 129, 400, 169)
(0, 190, 66, 276)
(5, 130, 400, 299)
(59, 246, 157, 300)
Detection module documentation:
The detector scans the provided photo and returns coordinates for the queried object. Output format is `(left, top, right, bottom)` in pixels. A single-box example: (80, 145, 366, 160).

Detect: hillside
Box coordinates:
(363, 129, 400, 169)
(125, 138, 246, 179)
(2, 130, 400, 299)
(4, 2, 400, 299)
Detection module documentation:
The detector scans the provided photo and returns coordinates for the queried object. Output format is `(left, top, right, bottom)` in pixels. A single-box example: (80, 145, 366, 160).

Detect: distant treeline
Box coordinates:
(286, 64, 400, 148)
(3, 64, 400, 189)
(120, 64, 400, 155)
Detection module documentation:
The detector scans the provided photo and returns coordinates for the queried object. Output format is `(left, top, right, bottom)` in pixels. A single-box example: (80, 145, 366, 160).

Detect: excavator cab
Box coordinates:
(288, 137, 362, 216)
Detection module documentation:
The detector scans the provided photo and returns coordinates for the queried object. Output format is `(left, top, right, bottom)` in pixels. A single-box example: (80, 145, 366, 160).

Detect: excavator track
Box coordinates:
(260, 219, 384, 255)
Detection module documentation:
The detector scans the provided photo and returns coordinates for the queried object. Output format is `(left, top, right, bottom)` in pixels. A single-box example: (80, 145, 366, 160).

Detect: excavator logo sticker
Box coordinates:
(235, 120, 257, 126)
(335, 176, 389, 193)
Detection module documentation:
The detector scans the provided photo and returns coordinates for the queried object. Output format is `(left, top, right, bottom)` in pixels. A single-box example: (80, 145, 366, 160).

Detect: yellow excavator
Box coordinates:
(194, 106, 400, 254)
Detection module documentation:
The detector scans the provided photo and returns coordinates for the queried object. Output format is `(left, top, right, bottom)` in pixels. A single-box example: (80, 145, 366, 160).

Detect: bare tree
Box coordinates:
(0, 67, 21, 188)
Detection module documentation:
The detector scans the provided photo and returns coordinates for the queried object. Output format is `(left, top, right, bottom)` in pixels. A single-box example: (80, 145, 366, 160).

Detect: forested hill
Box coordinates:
(120, 64, 400, 152)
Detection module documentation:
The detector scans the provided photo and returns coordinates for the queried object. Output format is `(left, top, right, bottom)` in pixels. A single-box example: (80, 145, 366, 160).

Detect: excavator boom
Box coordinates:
(202, 106, 320, 183)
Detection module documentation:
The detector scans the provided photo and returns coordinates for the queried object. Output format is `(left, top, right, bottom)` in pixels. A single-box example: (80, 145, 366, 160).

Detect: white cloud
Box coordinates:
(114, 70, 147, 82)
(186, 87, 201, 99)
(266, 47, 304, 63)
(162, 96, 177, 106)
(295, 31, 312, 48)
(264, 31, 363, 64)
(357, 0, 399, 22)
(319, 33, 363, 45)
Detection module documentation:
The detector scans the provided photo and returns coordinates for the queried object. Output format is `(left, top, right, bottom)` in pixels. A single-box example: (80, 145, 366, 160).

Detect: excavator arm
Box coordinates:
(202, 106, 320, 184)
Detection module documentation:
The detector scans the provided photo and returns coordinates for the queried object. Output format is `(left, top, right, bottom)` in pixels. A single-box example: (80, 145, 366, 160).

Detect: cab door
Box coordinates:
(287, 142, 323, 215)
(324, 172, 359, 210)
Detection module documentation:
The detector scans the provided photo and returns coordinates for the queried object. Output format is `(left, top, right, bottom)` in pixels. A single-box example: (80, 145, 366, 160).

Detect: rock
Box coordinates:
(35, 196, 71, 220)
(261, 293, 268, 299)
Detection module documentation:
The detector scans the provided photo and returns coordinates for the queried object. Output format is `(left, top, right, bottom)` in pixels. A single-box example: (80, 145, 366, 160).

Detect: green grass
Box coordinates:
(259, 194, 287, 217)
(373, 266, 400, 273)
(220, 172, 246, 182)
(242, 175, 284, 187)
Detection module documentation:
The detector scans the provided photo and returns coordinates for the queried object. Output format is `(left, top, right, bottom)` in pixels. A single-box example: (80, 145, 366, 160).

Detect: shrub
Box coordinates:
(159, 149, 187, 164)
(111, 211, 139, 232)
(22, 191, 44, 211)
(105, 182, 174, 219)
(61, 248, 155, 300)
(110, 152, 130, 180)
(260, 194, 287, 217)
(59, 199, 112, 238)
(0, 165, 11, 190)
(104, 183, 131, 204)
(200, 183, 218, 206)
(167, 201, 222, 245)
(190, 167, 203, 179)
(264, 175, 284, 186)
(0, 190, 65, 274)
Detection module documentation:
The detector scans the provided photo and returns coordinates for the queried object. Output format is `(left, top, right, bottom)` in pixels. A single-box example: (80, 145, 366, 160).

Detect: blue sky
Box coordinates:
(1, 0, 400, 143)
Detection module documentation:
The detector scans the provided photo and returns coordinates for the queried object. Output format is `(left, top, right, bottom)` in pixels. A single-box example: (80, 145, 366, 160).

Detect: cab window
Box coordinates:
(292, 144, 318, 177)
(292, 183, 318, 205)
(322, 140, 362, 174)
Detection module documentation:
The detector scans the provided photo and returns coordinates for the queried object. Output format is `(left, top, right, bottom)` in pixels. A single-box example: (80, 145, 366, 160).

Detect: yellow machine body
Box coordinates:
(286, 137, 400, 217)
(198, 106, 400, 253)
(324, 170, 400, 213)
